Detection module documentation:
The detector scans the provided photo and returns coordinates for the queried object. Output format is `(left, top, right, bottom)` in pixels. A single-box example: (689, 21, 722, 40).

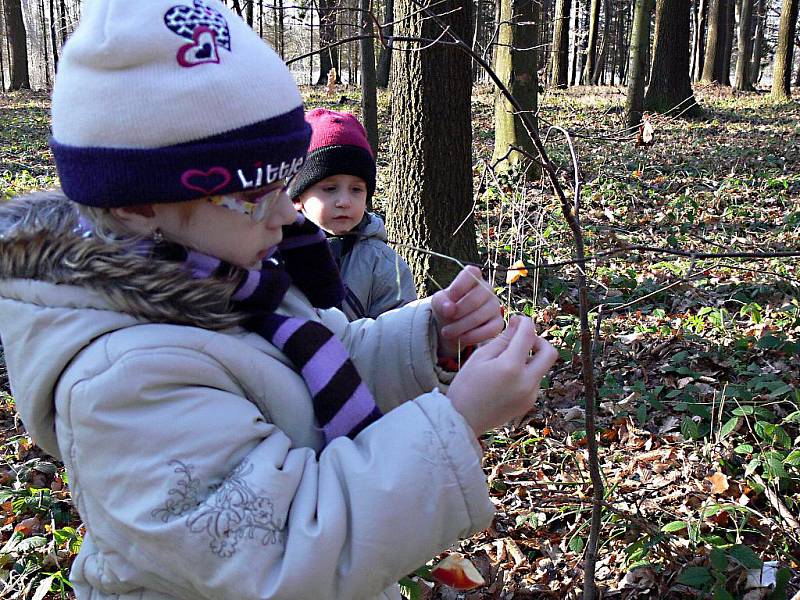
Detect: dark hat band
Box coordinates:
(51, 106, 311, 207)
(288, 145, 376, 202)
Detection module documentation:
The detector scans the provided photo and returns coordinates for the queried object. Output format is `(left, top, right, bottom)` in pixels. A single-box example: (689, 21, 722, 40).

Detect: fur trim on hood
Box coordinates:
(0, 191, 247, 330)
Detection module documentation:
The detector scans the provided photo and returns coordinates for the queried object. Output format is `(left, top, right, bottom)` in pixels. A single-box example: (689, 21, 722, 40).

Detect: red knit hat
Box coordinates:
(288, 108, 376, 201)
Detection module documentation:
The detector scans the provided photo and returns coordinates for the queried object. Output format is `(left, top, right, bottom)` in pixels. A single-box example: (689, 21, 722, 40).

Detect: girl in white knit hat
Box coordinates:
(0, 2, 557, 599)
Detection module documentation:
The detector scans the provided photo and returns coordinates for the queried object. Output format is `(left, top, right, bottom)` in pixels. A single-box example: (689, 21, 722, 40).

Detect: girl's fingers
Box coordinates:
(525, 337, 559, 378)
(456, 317, 505, 347)
(476, 315, 519, 359)
(441, 300, 502, 340)
(444, 265, 488, 305)
(499, 316, 538, 362)
(447, 283, 499, 322)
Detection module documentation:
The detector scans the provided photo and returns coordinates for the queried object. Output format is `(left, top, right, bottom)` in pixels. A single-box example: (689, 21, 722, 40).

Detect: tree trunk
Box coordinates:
(246, 0, 254, 25)
(625, 0, 654, 127)
(771, 0, 799, 98)
(494, 0, 540, 172)
(360, 0, 378, 207)
(49, 0, 58, 71)
(570, 0, 581, 84)
(376, 0, 394, 86)
(576, 0, 590, 83)
(734, 0, 754, 89)
(749, 0, 765, 83)
(591, 0, 610, 83)
(720, 0, 733, 84)
(3, 0, 30, 90)
(39, 0, 50, 87)
(692, 0, 707, 80)
(278, 0, 284, 55)
(701, 0, 725, 81)
(551, 0, 571, 87)
(583, 0, 601, 83)
(387, 0, 478, 294)
(316, 0, 340, 84)
(644, 0, 701, 115)
(615, 2, 628, 84)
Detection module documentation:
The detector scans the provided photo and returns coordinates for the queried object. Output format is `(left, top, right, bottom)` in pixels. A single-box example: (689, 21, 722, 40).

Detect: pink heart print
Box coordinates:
(176, 26, 219, 67)
(181, 167, 232, 194)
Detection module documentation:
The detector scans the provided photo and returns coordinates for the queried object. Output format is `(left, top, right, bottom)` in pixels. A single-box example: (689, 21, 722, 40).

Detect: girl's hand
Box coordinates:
(446, 316, 558, 436)
(431, 266, 503, 358)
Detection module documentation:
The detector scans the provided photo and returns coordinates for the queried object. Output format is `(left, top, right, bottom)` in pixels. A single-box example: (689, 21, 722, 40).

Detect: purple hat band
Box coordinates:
(51, 106, 311, 207)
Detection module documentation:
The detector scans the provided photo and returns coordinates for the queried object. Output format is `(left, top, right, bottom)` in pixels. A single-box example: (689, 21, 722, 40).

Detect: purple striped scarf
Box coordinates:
(176, 214, 382, 446)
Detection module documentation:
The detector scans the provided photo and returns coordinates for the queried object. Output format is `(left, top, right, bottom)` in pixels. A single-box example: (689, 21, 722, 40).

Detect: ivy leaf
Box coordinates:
(676, 566, 712, 589)
(728, 545, 762, 569)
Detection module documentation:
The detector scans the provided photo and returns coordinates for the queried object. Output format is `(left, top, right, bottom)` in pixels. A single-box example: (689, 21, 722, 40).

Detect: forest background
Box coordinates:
(0, 0, 799, 598)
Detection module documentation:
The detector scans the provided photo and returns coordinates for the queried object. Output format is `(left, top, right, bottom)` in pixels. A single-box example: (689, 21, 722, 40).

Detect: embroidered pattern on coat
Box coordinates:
(152, 460, 284, 557)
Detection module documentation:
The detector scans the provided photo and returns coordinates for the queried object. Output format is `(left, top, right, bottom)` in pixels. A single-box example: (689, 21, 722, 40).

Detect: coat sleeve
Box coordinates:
(364, 244, 418, 319)
(319, 297, 456, 414)
(64, 347, 494, 600)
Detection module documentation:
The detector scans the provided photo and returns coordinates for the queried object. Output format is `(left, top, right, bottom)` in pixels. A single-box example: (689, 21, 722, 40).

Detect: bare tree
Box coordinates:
(625, 0, 654, 128)
(551, 0, 571, 87)
(387, 0, 479, 293)
(494, 0, 540, 171)
(644, 0, 701, 115)
(692, 0, 707, 80)
(376, 0, 394, 86)
(771, 0, 799, 98)
(749, 0, 766, 83)
(2, 0, 30, 90)
(316, 0, 341, 84)
(583, 0, 601, 82)
(359, 0, 379, 159)
(701, 0, 727, 82)
(734, 0, 754, 89)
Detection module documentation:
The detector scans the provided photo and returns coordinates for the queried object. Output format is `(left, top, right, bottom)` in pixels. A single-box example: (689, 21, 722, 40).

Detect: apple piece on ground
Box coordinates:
(430, 553, 485, 590)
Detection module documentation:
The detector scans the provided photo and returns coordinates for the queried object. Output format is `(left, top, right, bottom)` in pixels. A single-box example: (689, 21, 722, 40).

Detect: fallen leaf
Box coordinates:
(506, 260, 528, 285)
(706, 471, 729, 495)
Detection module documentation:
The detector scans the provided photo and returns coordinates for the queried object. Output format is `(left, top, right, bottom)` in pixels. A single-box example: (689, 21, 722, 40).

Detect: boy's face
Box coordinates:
(295, 174, 367, 235)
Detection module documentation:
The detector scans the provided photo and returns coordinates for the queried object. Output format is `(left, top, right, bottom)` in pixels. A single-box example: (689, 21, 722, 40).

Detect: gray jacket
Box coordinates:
(335, 213, 417, 320)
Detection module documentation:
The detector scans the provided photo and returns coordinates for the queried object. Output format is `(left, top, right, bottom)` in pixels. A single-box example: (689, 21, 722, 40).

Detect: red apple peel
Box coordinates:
(430, 553, 485, 590)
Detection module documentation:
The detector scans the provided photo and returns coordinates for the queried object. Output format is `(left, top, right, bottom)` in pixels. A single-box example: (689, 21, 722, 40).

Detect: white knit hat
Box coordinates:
(50, 0, 310, 207)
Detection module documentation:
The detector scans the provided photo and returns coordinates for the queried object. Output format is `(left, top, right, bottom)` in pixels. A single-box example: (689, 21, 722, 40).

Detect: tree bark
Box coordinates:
(749, 0, 765, 83)
(701, 0, 725, 82)
(576, 0, 590, 83)
(625, 0, 654, 128)
(734, 0, 754, 89)
(591, 0, 610, 84)
(570, 0, 580, 84)
(551, 0, 571, 87)
(771, 0, 799, 99)
(2, 0, 30, 90)
(692, 0, 707, 80)
(316, 0, 341, 84)
(376, 0, 393, 87)
(494, 0, 540, 172)
(387, 0, 478, 294)
(360, 0, 379, 161)
(583, 0, 601, 83)
(644, 0, 701, 115)
(720, 0, 733, 84)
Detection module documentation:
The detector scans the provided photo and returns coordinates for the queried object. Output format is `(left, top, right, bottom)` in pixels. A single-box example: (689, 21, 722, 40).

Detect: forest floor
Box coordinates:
(0, 84, 799, 600)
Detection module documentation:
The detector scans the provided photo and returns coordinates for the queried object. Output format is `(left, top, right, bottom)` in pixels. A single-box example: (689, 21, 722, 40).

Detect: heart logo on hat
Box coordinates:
(181, 167, 232, 195)
(164, 0, 231, 51)
(177, 27, 220, 67)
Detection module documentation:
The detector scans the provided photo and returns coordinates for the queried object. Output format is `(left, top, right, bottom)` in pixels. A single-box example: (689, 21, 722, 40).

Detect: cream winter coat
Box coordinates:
(0, 194, 494, 600)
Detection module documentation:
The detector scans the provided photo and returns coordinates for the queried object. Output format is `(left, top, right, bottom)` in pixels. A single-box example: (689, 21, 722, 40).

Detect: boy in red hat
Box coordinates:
(289, 108, 417, 320)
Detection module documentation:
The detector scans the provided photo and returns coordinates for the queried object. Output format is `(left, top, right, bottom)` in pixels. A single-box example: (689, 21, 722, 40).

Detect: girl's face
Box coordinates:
(295, 174, 367, 235)
(123, 181, 298, 269)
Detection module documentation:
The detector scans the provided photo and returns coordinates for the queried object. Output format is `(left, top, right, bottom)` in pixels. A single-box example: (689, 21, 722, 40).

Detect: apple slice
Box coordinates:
(430, 553, 485, 590)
